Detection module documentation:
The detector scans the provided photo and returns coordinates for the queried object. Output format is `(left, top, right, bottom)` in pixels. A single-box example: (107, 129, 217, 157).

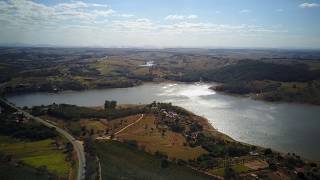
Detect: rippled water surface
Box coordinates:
(7, 82, 320, 160)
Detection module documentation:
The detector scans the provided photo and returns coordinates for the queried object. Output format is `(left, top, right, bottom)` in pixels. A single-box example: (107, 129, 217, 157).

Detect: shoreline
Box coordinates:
(173, 104, 313, 162)
(4, 82, 320, 161)
(209, 83, 320, 106)
(5, 80, 320, 107)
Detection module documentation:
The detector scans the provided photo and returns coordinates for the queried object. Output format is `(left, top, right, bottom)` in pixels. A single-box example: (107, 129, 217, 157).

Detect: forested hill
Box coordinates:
(181, 60, 320, 83)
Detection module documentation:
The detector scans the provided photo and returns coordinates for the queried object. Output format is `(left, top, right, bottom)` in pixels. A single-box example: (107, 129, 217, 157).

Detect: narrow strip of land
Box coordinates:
(0, 98, 86, 180)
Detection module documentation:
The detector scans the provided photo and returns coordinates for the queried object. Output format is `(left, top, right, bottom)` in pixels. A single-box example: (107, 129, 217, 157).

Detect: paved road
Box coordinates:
(0, 98, 86, 180)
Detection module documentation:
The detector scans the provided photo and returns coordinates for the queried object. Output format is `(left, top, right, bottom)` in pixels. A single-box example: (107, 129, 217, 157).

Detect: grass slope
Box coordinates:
(0, 136, 70, 176)
(116, 114, 207, 161)
(95, 141, 213, 180)
(0, 163, 51, 180)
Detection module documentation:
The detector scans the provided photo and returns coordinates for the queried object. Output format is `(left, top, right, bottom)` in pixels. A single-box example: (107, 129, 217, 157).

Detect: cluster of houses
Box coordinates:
(160, 109, 178, 119)
(0, 105, 27, 123)
(139, 61, 155, 67)
(11, 111, 29, 123)
(157, 108, 201, 143)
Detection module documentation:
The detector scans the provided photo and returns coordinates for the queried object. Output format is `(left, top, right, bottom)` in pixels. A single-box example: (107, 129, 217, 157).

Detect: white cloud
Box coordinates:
(0, 1, 283, 36)
(164, 14, 198, 21)
(54, 1, 109, 10)
(91, 9, 115, 17)
(117, 14, 134, 18)
(0, 0, 122, 26)
(0, 0, 293, 48)
(276, 9, 284, 12)
(111, 18, 155, 32)
(240, 9, 251, 13)
(54, 1, 90, 10)
(109, 18, 286, 35)
(299, 3, 320, 8)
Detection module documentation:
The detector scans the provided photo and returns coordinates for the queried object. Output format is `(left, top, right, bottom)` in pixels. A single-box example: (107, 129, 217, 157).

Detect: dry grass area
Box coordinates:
(94, 57, 145, 76)
(106, 114, 142, 132)
(244, 160, 269, 170)
(116, 114, 207, 161)
(79, 120, 107, 132)
(266, 170, 290, 180)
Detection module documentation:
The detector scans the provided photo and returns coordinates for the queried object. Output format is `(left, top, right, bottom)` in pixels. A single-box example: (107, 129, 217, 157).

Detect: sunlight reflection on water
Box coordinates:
(7, 82, 320, 160)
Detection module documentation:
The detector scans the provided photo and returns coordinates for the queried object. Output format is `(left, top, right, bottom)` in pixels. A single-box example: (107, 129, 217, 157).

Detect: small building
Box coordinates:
(250, 151, 259, 156)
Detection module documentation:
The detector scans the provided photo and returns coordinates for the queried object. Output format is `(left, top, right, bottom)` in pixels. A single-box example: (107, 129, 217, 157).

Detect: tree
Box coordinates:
(297, 172, 305, 179)
(84, 137, 96, 156)
(264, 148, 273, 155)
(110, 101, 117, 109)
(104, 100, 117, 109)
(66, 142, 74, 161)
(224, 166, 236, 180)
(81, 126, 87, 132)
(66, 142, 73, 152)
(104, 100, 110, 110)
(90, 129, 94, 136)
(161, 159, 169, 168)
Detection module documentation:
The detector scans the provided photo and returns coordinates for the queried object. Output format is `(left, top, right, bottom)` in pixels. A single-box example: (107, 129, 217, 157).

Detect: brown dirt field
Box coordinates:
(116, 114, 207, 161)
(107, 114, 142, 133)
(244, 160, 269, 170)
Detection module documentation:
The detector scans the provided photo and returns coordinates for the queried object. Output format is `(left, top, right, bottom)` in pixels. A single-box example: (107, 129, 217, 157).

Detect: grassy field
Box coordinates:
(95, 140, 213, 180)
(0, 136, 70, 176)
(116, 114, 207, 161)
(0, 163, 52, 180)
(209, 164, 252, 177)
(107, 114, 141, 132)
(80, 119, 107, 132)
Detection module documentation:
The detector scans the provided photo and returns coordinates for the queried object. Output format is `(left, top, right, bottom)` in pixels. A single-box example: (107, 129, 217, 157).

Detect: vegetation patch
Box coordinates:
(182, 60, 320, 83)
(116, 114, 207, 161)
(95, 140, 212, 180)
(210, 164, 252, 177)
(0, 162, 52, 180)
(0, 136, 70, 176)
(42, 103, 146, 120)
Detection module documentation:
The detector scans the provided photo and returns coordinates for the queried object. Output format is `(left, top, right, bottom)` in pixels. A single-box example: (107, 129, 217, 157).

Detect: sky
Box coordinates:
(0, 0, 320, 49)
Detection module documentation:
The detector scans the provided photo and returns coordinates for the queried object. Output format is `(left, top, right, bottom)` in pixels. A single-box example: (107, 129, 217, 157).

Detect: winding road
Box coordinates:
(0, 98, 86, 180)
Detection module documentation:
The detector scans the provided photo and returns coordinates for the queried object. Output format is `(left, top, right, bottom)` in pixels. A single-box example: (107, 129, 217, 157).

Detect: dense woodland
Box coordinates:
(181, 60, 320, 82)
(32, 102, 146, 121)
(0, 102, 57, 141)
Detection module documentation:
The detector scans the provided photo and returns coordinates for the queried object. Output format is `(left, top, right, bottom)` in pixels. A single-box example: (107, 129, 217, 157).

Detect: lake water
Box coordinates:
(7, 82, 320, 160)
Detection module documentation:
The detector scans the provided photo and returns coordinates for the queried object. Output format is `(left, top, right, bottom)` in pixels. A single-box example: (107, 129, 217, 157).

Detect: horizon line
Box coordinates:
(1, 44, 320, 51)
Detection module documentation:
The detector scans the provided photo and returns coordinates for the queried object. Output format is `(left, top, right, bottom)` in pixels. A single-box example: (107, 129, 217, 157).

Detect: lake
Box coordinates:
(7, 82, 320, 160)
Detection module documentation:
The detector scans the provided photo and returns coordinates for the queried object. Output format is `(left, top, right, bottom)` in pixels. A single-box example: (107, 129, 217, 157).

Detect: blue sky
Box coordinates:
(0, 0, 320, 49)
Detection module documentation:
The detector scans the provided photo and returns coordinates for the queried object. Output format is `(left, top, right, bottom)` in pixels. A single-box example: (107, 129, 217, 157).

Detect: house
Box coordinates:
(250, 151, 259, 156)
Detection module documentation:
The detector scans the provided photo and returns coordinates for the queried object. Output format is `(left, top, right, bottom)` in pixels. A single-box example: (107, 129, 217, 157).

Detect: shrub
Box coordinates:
(264, 148, 273, 155)
(161, 159, 169, 168)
